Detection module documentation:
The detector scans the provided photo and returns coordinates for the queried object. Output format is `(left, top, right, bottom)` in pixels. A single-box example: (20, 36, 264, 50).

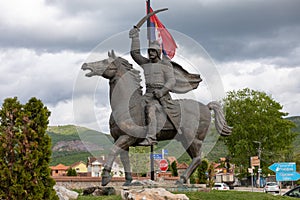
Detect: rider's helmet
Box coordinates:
(148, 40, 162, 58)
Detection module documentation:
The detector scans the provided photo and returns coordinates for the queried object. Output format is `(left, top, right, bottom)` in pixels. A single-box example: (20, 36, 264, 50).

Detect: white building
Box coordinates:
(87, 156, 124, 177)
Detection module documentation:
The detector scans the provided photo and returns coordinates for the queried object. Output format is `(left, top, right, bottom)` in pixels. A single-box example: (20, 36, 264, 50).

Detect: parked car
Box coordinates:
(213, 182, 230, 190)
(283, 186, 300, 198)
(263, 182, 280, 193)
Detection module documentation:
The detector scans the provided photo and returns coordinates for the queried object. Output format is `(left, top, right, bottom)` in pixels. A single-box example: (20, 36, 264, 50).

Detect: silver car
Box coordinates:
(263, 182, 279, 193)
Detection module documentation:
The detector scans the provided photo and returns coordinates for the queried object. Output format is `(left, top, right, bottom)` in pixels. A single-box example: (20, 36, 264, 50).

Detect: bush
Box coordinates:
(197, 160, 209, 184)
(67, 168, 77, 176)
(170, 161, 178, 176)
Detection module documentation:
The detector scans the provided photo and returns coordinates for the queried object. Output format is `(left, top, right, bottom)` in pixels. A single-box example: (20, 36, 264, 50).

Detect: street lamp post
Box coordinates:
(254, 141, 262, 187)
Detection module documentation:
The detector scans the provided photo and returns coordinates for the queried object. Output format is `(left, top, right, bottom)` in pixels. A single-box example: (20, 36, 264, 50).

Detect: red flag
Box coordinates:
(147, 5, 177, 59)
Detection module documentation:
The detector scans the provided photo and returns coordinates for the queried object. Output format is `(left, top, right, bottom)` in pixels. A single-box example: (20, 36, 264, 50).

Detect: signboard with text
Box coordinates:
(269, 162, 300, 182)
(250, 156, 260, 167)
(276, 172, 300, 181)
(269, 162, 296, 172)
(151, 154, 163, 160)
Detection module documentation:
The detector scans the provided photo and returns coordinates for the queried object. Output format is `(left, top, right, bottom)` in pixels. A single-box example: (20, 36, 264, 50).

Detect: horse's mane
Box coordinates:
(114, 57, 143, 94)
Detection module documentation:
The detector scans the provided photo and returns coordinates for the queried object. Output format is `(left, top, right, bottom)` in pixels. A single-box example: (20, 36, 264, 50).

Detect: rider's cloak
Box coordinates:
(170, 61, 202, 94)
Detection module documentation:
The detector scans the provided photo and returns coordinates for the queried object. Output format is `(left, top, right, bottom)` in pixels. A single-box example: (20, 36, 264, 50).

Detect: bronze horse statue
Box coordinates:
(82, 50, 231, 186)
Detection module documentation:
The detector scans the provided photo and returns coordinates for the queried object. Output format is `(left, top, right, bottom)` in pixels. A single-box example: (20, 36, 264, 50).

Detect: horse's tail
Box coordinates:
(207, 101, 232, 136)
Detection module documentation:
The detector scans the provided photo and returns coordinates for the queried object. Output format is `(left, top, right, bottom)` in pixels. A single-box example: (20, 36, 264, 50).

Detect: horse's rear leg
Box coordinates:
(177, 138, 203, 184)
(102, 135, 135, 186)
(120, 148, 133, 186)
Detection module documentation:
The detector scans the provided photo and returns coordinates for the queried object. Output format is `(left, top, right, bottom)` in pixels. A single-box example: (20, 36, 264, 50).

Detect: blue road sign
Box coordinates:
(151, 154, 163, 160)
(269, 162, 296, 173)
(276, 172, 300, 181)
(163, 149, 168, 155)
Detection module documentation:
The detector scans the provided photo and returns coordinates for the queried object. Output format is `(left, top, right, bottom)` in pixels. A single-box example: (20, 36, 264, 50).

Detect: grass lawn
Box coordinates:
(78, 196, 122, 200)
(181, 190, 293, 200)
(77, 190, 295, 200)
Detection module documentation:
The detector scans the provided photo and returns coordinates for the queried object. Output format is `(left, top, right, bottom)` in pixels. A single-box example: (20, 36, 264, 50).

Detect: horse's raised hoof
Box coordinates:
(102, 174, 112, 186)
(123, 180, 132, 186)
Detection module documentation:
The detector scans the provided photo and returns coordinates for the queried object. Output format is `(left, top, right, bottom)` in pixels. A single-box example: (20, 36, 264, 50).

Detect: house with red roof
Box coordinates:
(50, 164, 69, 176)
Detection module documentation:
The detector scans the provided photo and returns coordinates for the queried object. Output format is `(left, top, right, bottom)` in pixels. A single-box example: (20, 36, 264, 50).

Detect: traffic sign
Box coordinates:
(151, 154, 163, 160)
(276, 172, 300, 181)
(258, 168, 262, 173)
(248, 168, 253, 173)
(250, 156, 260, 167)
(163, 149, 168, 155)
(269, 162, 299, 182)
(269, 162, 296, 173)
(159, 159, 168, 172)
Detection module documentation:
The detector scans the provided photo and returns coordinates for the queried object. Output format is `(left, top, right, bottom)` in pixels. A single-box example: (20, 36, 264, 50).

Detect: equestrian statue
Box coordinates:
(81, 9, 232, 186)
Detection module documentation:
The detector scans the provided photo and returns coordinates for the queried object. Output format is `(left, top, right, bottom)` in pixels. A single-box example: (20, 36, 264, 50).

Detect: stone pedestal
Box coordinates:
(121, 188, 189, 200)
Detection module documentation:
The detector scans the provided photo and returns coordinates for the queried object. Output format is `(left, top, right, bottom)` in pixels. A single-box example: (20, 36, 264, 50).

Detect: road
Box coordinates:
(234, 187, 289, 195)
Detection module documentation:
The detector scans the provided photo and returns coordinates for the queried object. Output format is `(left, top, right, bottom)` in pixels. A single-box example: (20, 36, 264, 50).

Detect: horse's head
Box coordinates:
(81, 50, 118, 79)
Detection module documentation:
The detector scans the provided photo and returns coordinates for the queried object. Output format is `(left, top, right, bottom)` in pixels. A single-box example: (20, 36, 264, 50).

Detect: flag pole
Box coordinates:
(146, 1, 155, 182)
(147, 0, 151, 46)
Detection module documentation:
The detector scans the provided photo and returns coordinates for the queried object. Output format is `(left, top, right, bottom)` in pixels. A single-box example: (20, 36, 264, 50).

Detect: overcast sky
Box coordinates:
(0, 0, 299, 133)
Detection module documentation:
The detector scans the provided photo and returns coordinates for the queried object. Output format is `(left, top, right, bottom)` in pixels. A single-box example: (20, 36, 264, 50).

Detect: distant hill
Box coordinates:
(47, 125, 114, 166)
(47, 124, 228, 166)
(48, 116, 299, 166)
(287, 116, 300, 154)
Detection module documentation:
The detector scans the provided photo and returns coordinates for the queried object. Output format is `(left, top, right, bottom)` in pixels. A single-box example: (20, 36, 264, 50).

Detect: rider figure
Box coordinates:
(129, 27, 176, 146)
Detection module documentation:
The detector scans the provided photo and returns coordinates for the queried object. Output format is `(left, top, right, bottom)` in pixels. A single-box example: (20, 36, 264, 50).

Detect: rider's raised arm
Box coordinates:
(129, 27, 148, 66)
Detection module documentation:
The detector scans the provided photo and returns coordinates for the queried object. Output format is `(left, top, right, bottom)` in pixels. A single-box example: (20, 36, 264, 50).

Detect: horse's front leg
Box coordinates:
(120, 149, 132, 186)
(102, 135, 135, 186)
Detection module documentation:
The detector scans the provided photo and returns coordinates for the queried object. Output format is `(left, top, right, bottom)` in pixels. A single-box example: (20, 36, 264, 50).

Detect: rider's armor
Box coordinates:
(143, 62, 175, 91)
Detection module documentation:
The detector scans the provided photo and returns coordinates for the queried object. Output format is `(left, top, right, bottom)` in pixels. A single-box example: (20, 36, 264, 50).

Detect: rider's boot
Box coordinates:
(139, 135, 157, 146)
(139, 121, 157, 146)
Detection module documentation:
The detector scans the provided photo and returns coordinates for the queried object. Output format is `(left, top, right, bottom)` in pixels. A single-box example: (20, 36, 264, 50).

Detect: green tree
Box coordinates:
(207, 162, 215, 189)
(67, 168, 77, 176)
(196, 159, 209, 184)
(189, 173, 196, 184)
(223, 88, 296, 175)
(170, 161, 178, 177)
(0, 97, 58, 200)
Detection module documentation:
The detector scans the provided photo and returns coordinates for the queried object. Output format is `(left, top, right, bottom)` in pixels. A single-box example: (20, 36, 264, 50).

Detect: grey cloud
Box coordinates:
(2, 0, 299, 65)
(163, 0, 300, 63)
(0, 48, 87, 106)
(0, 0, 299, 129)
(0, 71, 74, 106)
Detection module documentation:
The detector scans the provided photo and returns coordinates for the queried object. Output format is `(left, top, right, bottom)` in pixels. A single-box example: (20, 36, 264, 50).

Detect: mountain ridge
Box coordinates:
(47, 116, 300, 166)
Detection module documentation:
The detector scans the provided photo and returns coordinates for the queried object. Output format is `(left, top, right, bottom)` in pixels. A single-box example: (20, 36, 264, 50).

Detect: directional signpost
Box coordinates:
(151, 154, 163, 160)
(269, 162, 296, 173)
(276, 172, 300, 181)
(269, 162, 300, 182)
(162, 149, 168, 159)
(268, 162, 300, 194)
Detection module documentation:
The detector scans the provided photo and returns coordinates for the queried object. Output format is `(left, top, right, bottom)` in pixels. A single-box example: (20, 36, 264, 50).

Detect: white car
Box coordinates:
(213, 182, 230, 190)
(263, 182, 280, 193)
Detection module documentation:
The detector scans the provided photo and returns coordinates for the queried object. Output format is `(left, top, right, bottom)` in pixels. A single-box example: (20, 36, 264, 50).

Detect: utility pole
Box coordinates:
(254, 141, 262, 187)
